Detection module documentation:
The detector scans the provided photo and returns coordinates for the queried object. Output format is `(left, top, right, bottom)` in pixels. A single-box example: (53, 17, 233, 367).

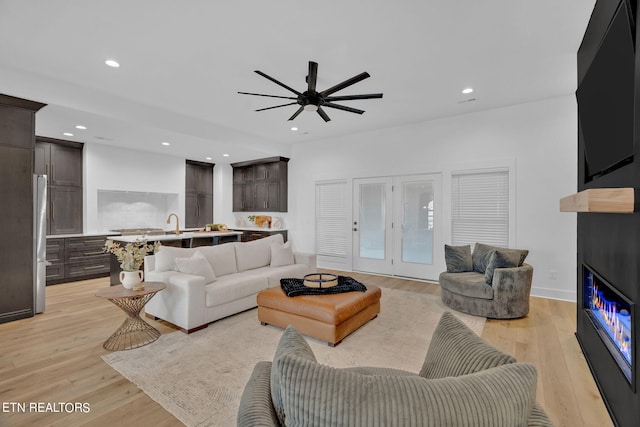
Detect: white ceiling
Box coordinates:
(0, 0, 595, 164)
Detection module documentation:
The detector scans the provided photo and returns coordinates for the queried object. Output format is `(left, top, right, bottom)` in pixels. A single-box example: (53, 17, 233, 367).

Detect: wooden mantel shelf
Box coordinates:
(560, 188, 635, 213)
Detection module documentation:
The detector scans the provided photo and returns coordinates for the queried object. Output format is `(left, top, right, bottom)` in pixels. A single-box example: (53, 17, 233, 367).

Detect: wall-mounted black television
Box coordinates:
(576, 0, 636, 181)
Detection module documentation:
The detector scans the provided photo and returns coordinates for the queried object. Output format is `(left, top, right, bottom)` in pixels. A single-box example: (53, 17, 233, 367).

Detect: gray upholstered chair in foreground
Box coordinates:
(237, 312, 553, 426)
(439, 243, 533, 319)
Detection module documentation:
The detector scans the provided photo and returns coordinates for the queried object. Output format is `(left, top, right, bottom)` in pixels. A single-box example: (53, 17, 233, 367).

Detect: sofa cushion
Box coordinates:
(439, 271, 494, 300)
(154, 246, 198, 272)
(258, 264, 311, 287)
(235, 234, 284, 272)
(420, 311, 516, 378)
(270, 241, 294, 267)
(197, 243, 238, 277)
(276, 353, 537, 427)
(174, 251, 216, 284)
(271, 326, 316, 426)
(444, 244, 473, 273)
(204, 271, 267, 307)
(484, 249, 523, 284)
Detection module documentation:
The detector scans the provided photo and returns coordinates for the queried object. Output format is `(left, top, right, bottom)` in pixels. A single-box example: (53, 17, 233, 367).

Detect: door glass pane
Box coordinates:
(359, 183, 385, 260)
(402, 181, 433, 264)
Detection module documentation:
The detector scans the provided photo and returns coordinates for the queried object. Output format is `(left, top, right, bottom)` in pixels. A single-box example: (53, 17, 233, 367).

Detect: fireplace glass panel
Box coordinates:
(584, 265, 633, 384)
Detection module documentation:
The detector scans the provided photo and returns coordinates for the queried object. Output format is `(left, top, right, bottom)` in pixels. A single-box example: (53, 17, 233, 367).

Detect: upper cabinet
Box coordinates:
(231, 156, 289, 212)
(185, 160, 214, 228)
(35, 137, 84, 235)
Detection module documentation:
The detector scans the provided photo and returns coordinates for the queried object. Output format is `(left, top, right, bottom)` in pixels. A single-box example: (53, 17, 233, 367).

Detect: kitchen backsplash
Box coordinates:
(97, 190, 179, 231)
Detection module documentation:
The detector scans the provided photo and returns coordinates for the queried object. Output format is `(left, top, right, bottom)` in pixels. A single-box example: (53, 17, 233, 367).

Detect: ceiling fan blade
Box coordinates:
(254, 70, 301, 96)
(307, 61, 318, 92)
(255, 102, 298, 112)
(238, 91, 298, 100)
(322, 102, 365, 115)
(288, 106, 304, 121)
(317, 106, 331, 122)
(320, 72, 370, 97)
(324, 93, 383, 101)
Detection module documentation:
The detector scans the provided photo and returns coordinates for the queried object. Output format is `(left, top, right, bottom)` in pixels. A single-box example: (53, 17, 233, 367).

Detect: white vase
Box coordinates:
(120, 270, 144, 290)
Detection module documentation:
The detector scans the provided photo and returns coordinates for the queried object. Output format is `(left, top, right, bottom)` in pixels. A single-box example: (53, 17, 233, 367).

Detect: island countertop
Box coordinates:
(109, 230, 242, 243)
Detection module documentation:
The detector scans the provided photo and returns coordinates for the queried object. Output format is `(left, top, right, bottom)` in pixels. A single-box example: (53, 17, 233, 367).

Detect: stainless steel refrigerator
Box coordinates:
(34, 174, 47, 313)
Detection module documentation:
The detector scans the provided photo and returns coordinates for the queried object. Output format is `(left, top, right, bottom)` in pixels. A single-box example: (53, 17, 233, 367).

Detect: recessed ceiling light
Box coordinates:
(75, 125, 87, 130)
(462, 87, 474, 94)
(161, 142, 170, 146)
(291, 127, 298, 131)
(223, 154, 230, 157)
(105, 59, 120, 68)
(205, 157, 212, 160)
(63, 132, 74, 137)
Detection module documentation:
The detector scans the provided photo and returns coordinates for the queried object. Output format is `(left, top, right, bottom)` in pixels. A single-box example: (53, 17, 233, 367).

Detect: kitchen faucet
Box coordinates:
(167, 213, 180, 235)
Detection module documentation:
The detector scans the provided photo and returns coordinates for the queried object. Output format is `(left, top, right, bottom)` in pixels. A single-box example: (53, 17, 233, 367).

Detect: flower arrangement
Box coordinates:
(104, 239, 160, 272)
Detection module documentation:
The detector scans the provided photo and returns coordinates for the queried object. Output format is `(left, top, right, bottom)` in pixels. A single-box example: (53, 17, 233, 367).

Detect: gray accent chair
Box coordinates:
(439, 243, 533, 319)
(237, 312, 553, 426)
(440, 263, 534, 319)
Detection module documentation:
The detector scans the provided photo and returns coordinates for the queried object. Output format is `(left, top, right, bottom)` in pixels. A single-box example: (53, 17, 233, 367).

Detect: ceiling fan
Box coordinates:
(238, 61, 383, 122)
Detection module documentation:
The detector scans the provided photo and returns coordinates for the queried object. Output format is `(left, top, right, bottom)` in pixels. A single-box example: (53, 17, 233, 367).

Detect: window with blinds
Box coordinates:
(451, 169, 509, 248)
(315, 181, 348, 258)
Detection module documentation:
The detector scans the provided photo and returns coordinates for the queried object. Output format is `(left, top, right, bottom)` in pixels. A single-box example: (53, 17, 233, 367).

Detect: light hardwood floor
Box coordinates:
(0, 272, 613, 427)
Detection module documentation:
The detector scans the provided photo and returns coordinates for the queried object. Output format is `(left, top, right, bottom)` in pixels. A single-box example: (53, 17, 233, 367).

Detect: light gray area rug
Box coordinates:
(102, 288, 485, 427)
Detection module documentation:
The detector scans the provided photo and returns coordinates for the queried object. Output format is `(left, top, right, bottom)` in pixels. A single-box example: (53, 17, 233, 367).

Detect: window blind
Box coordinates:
(315, 181, 348, 258)
(451, 169, 509, 248)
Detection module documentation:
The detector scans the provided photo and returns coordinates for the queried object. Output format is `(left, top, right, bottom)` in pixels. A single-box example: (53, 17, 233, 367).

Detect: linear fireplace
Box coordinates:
(583, 265, 634, 386)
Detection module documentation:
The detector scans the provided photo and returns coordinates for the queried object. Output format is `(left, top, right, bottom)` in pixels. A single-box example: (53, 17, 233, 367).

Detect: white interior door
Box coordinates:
(353, 174, 442, 280)
(352, 177, 393, 275)
(392, 174, 442, 280)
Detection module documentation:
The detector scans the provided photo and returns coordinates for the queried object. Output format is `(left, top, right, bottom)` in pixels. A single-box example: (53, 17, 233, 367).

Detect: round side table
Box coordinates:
(96, 282, 166, 351)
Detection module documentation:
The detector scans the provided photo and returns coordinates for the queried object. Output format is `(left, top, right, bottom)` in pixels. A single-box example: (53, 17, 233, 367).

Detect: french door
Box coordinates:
(353, 174, 442, 280)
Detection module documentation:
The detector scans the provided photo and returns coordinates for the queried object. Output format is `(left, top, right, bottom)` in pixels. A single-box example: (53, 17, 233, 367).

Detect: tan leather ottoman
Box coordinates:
(257, 285, 381, 346)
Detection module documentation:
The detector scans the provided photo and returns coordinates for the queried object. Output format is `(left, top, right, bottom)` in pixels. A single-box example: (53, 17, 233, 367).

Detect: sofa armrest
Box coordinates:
(144, 270, 208, 331)
(144, 254, 156, 276)
(237, 361, 280, 427)
(293, 252, 316, 270)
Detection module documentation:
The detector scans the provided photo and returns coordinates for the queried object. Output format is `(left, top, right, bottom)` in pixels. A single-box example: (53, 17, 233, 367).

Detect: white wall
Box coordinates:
(84, 143, 185, 233)
(288, 95, 578, 301)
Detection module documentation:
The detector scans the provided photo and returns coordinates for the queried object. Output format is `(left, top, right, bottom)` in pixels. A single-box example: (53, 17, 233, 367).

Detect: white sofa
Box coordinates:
(144, 234, 316, 333)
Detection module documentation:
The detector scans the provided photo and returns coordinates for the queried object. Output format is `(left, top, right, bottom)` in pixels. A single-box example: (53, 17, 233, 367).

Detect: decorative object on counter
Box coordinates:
(236, 217, 246, 227)
(247, 215, 256, 224)
(205, 223, 229, 231)
(104, 239, 160, 290)
(271, 217, 282, 229)
(255, 215, 271, 228)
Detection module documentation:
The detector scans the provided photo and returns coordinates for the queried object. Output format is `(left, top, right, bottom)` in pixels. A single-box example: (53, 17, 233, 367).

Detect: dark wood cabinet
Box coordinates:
(49, 186, 83, 235)
(35, 137, 83, 235)
(0, 94, 46, 324)
(235, 229, 288, 242)
(232, 156, 289, 212)
(34, 140, 82, 186)
(185, 160, 214, 228)
(46, 235, 111, 285)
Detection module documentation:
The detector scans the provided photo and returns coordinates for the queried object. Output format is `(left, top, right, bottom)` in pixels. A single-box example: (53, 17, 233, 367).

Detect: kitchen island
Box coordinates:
(108, 230, 243, 285)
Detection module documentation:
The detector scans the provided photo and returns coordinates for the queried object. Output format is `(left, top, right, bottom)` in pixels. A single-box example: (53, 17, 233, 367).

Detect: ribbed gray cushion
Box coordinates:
(420, 311, 515, 378)
(237, 361, 280, 427)
(270, 326, 316, 426)
(444, 244, 473, 273)
(277, 354, 537, 427)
